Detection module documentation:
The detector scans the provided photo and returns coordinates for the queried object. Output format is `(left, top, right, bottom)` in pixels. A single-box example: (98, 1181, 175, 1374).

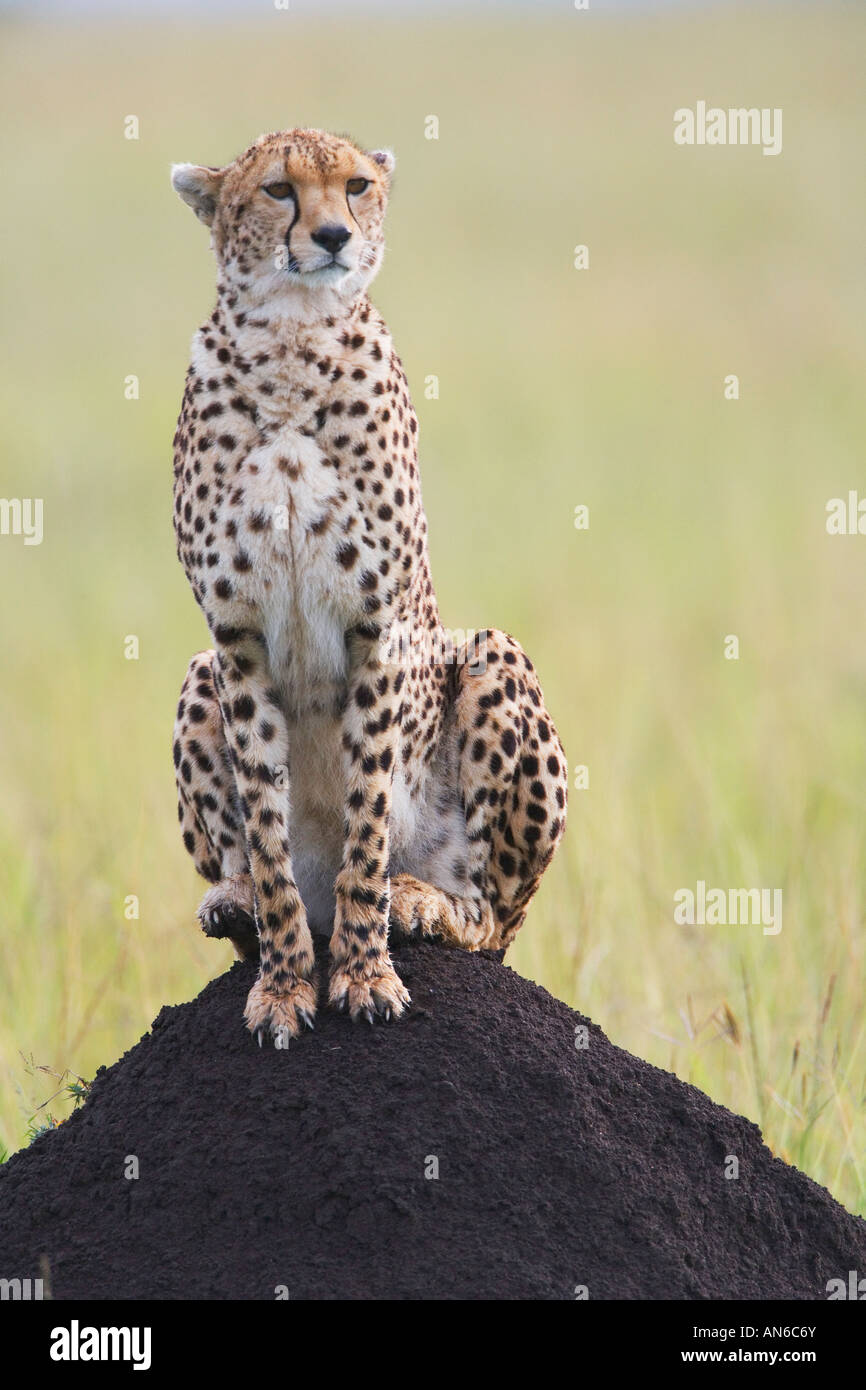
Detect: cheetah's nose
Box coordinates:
(311, 224, 352, 255)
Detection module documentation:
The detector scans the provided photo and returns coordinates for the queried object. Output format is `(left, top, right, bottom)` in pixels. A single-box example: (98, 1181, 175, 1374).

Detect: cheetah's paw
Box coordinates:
(389, 873, 497, 950)
(328, 959, 410, 1025)
(244, 975, 318, 1048)
(198, 875, 258, 958)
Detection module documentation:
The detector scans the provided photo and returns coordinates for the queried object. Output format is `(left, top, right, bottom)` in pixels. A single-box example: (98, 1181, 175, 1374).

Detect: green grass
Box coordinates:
(1, 5, 865, 1214)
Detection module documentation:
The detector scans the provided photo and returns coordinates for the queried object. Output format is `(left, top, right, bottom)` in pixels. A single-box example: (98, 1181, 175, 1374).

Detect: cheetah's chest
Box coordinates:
(217, 427, 363, 710)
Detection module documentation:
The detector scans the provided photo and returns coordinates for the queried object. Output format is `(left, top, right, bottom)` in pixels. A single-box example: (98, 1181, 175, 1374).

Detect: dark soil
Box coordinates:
(1, 941, 863, 1300)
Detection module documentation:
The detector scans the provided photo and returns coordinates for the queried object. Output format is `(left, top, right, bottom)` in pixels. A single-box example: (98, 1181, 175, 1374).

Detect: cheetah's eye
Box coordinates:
(346, 178, 369, 196)
(263, 182, 294, 201)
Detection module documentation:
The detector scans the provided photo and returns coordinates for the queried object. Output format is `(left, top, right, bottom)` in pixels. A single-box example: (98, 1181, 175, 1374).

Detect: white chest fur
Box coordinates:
(225, 426, 361, 715)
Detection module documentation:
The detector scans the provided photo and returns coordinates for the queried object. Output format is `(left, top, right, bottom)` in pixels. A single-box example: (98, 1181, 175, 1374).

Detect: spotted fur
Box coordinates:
(171, 129, 567, 1043)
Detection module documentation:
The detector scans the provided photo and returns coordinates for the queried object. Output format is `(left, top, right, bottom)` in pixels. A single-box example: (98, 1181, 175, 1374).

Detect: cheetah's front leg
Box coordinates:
(213, 642, 317, 1044)
(328, 653, 410, 1023)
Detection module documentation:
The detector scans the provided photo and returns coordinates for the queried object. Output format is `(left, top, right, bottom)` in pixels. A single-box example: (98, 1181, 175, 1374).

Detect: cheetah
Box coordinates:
(170, 129, 568, 1045)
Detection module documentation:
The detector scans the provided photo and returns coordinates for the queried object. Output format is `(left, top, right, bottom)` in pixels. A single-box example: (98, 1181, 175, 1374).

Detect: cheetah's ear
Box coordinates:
(171, 163, 225, 227)
(368, 149, 396, 181)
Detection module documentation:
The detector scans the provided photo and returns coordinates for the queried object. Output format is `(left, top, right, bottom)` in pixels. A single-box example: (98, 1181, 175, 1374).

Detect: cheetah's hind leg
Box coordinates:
(389, 629, 568, 953)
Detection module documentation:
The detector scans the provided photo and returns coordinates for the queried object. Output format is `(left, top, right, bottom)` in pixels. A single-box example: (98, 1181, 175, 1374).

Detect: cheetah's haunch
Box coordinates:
(170, 129, 567, 1045)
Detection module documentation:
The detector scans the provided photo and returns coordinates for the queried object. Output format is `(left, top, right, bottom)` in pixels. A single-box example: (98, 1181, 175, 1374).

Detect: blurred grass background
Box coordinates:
(1, 1, 865, 1213)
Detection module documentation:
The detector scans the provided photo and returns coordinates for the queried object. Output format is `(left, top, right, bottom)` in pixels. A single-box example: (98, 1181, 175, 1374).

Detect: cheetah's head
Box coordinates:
(171, 129, 395, 311)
